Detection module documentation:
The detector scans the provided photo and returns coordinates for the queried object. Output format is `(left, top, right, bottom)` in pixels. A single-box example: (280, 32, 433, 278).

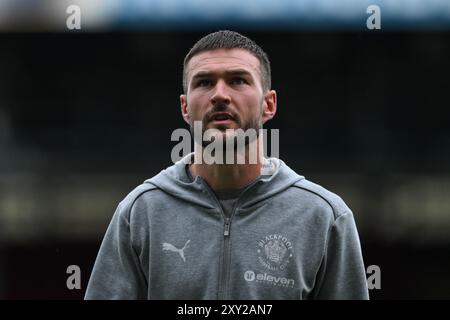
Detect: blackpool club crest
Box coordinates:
(257, 234, 293, 271)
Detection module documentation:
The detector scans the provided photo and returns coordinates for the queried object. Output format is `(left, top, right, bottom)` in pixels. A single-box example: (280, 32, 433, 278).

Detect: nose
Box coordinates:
(210, 80, 231, 105)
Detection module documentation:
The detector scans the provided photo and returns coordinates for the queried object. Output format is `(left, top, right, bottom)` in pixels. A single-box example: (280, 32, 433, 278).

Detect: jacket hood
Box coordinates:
(146, 153, 304, 209)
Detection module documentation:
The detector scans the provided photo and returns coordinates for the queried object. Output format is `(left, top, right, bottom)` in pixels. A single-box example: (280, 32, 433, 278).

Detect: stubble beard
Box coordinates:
(189, 103, 263, 152)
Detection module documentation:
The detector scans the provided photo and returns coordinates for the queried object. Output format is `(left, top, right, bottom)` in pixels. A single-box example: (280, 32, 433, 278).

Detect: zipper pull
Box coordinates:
(224, 218, 230, 236)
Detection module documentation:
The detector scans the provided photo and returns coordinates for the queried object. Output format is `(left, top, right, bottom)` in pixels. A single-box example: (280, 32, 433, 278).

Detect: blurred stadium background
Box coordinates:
(0, 0, 450, 299)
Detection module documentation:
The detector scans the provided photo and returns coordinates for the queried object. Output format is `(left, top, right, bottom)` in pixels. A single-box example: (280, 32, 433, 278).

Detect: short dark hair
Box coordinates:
(183, 30, 271, 93)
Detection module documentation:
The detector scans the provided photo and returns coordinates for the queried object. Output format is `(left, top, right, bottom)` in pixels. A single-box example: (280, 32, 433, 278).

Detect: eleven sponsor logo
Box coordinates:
(244, 270, 295, 288)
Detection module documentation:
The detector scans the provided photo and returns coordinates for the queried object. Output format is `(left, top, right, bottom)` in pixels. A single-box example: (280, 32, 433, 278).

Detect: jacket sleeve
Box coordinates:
(312, 211, 369, 300)
(84, 201, 148, 300)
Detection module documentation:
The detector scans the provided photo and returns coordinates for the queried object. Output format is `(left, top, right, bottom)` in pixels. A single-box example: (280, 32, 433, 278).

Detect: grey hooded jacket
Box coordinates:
(85, 155, 369, 300)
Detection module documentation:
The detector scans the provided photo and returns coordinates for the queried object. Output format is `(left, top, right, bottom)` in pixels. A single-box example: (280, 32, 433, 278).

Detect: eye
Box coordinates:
(230, 77, 247, 85)
(197, 79, 212, 87)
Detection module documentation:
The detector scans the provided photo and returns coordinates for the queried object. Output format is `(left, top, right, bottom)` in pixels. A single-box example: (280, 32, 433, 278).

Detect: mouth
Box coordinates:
(208, 112, 236, 125)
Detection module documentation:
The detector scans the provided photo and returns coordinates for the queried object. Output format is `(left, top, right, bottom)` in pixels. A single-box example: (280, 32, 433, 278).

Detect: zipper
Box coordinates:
(221, 217, 232, 299)
(224, 218, 230, 236)
(197, 178, 235, 300)
(197, 176, 262, 300)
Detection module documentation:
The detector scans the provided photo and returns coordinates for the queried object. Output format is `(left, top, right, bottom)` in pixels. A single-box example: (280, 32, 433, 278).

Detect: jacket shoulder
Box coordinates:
(292, 179, 351, 220)
(116, 182, 159, 221)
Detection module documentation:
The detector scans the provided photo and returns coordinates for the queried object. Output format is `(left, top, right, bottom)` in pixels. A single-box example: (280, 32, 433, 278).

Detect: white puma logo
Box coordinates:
(162, 240, 191, 262)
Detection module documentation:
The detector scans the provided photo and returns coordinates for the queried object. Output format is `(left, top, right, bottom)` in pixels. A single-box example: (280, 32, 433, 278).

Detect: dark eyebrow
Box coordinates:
(191, 69, 253, 82)
(225, 69, 253, 77)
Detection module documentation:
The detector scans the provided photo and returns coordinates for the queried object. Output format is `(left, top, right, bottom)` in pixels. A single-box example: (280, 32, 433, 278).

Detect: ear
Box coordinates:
(180, 94, 190, 125)
(261, 90, 277, 124)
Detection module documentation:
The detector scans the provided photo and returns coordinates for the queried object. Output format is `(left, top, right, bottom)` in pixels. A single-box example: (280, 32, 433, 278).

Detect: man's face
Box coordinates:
(180, 48, 276, 146)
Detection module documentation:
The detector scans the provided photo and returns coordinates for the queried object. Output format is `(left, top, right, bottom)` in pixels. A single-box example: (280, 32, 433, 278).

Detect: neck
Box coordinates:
(190, 138, 264, 192)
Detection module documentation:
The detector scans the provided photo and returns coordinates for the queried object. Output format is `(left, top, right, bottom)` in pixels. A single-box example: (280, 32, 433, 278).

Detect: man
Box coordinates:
(85, 30, 369, 300)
